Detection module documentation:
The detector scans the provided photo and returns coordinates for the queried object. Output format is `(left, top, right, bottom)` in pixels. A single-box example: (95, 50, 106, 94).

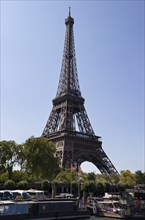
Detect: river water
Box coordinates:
(85, 217, 118, 220)
(84, 216, 138, 220)
(86, 217, 116, 220)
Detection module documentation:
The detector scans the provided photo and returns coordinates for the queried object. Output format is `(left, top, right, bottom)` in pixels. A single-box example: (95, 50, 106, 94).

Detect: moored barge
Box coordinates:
(0, 199, 90, 220)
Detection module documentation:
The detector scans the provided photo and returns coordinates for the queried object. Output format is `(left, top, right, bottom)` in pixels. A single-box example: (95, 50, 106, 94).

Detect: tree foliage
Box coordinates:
(12, 170, 29, 183)
(119, 170, 136, 187)
(22, 137, 59, 180)
(41, 179, 50, 191)
(55, 169, 78, 184)
(87, 172, 96, 182)
(135, 170, 145, 184)
(0, 141, 19, 179)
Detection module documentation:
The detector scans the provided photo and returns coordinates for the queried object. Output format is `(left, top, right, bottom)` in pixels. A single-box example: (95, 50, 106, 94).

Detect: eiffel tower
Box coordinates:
(42, 10, 119, 175)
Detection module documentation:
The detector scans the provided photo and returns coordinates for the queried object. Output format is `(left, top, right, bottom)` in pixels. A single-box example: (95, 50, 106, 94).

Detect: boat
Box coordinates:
(92, 200, 128, 218)
(0, 198, 90, 220)
(86, 192, 145, 219)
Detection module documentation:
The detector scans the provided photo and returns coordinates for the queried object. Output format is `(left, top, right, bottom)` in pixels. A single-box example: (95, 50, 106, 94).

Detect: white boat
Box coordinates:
(86, 192, 145, 218)
(92, 200, 131, 218)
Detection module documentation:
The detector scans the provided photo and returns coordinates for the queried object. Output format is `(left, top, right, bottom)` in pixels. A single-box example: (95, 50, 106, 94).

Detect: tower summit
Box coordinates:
(42, 11, 119, 174)
(56, 8, 81, 99)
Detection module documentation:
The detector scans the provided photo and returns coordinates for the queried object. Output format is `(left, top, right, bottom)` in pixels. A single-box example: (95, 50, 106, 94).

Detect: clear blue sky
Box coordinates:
(1, 0, 144, 174)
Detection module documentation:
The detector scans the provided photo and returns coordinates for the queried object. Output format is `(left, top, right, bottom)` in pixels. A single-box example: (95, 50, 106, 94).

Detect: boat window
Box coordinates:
(0, 205, 5, 214)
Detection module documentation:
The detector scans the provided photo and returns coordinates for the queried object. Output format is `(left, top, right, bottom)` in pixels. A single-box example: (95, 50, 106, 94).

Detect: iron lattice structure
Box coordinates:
(42, 11, 119, 175)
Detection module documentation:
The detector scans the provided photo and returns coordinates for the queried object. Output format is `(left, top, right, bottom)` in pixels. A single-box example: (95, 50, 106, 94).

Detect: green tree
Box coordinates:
(12, 170, 29, 183)
(55, 170, 69, 183)
(4, 179, 15, 190)
(87, 172, 96, 182)
(96, 182, 105, 196)
(0, 165, 6, 174)
(116, 182, 126, 192)
(16, 144, 27, 170)
(0, 141, 19, 179)
(55, 169, 77, 184)
(135, 170, 145, 184)
(0, 172, 9, 184)
(119, 170, 136, 187)
(22, 137, 59, 180)
(87, 181, 97, 193)
(41, 179, 50, 191)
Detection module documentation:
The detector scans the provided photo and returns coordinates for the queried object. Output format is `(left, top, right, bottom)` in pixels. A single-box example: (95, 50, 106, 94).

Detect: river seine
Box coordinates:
(84, 216, 138, 220)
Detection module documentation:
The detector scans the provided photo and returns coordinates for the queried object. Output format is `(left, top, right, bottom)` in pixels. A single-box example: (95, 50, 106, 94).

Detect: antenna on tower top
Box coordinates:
(69, 6, 71, 17)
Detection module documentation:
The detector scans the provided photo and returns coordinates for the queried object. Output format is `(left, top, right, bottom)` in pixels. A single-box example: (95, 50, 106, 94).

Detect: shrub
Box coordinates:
(4, 179, 15, 190)
(17, 180, 28, 190)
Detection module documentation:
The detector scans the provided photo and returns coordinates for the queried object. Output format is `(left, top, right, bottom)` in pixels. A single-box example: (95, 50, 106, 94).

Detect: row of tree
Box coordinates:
(0, 138, 145, 193)
(0, 169, 145, 197)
